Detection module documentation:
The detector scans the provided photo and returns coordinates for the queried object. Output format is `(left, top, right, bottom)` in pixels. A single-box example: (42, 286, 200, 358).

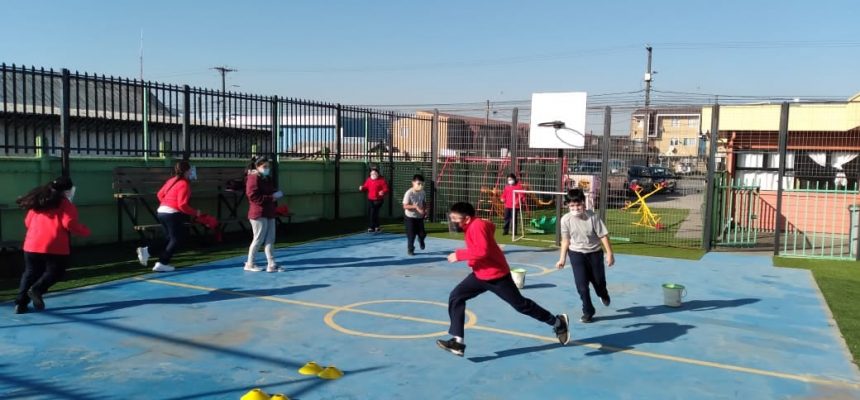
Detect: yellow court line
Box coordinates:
(133, 277, 860, 390)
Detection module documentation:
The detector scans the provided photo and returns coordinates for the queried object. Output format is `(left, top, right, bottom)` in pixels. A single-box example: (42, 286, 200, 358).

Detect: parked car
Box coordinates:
(567, 159, 628, 205)
(626, 165, 654, 193)
(649, 166, 677, 193)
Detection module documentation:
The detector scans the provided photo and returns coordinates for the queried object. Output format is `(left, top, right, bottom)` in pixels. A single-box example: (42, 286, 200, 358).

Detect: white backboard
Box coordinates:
(529, 92, 587, 149)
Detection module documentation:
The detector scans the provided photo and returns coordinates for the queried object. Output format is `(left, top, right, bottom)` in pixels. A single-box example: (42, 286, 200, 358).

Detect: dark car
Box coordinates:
(626, 166, 653, 193)
(649, 166, 677, 193)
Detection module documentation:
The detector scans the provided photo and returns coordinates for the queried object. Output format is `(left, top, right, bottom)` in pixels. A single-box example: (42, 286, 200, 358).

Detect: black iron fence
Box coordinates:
(3, 62, 859, 259)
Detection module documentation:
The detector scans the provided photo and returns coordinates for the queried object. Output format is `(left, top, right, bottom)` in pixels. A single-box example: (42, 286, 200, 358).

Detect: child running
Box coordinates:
(437, 202, 569, 356)
(140, 160, 205, 272)
(244, 157, 284, 272)
(359, 167, 389, 233)
(555, 188, 615, 323)
(500, 173, 524, 236)
(402, 174, 427, 256)
(14, 176, 90, 314)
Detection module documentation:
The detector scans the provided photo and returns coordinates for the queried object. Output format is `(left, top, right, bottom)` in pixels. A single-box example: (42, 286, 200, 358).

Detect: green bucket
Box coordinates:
(662, 283, 686, 307)
(511, 268, 527, 289)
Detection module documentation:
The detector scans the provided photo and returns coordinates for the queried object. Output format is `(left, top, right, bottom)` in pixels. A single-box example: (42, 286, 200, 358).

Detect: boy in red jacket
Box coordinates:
(14, 176, 91, 314)
(359, 167, 389, 233)
(437, 202, 569, 356)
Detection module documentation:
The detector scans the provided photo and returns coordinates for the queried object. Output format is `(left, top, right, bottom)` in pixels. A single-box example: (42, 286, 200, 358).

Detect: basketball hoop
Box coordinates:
(538, 120, 585, 149)
(529, 92, 587, 149)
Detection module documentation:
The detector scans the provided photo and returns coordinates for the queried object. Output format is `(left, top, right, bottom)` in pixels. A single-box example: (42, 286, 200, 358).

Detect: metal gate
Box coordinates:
(711, 173, 767, 247)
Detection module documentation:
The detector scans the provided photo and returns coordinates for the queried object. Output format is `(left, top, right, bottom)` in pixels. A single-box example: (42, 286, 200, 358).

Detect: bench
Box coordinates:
(112, 166, 248, 243)
(0, 203, 20, 251)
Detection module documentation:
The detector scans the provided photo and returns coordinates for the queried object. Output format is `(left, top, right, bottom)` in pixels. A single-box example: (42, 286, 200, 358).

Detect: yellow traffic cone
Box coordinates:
(241, 388, 271, 400)
(317, 366, 344, 380)
(298, 361, 323, 376)
(270, 394, 290, 400)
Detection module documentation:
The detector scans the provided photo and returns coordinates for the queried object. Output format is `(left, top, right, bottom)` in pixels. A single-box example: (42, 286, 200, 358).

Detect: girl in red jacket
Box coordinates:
(145, 161, 203, 273)
(14, 176, 90, 314)
(500, 173, 524, 235)
(244, 157, 284, 272)
(359, 167, 389, 233)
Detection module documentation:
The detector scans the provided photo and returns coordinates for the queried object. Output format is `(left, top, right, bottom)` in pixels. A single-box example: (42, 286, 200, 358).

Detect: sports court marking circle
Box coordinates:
(324, 299, 478, 339)
(510, 263, 556, 277)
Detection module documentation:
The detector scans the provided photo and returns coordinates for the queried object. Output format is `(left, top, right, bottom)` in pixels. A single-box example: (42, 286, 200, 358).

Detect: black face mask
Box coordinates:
(449, 221, 463, 233)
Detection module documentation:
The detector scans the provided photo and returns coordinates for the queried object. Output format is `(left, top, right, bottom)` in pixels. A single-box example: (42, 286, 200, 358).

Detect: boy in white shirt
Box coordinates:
(403, 174, 427, 256)
(555, 188, 615, 323)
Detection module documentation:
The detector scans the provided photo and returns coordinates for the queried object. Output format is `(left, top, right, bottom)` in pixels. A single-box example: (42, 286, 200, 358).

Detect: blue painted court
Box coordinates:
(2, 234, 859, 399)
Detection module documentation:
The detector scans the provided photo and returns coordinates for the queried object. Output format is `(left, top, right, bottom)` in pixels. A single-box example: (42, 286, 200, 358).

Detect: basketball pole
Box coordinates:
(556, 148, 563, 247)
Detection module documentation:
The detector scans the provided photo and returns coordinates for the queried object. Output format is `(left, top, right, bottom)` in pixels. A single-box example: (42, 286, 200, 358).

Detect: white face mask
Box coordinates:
(370, 173, 379, 180)
(507, 179, 515, 185)
(186, 166, 197, 181)
(64, 186, 76, 203)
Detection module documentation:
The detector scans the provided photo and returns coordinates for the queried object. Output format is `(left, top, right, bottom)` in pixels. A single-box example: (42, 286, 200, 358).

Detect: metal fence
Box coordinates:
(2, 62, 859, 260)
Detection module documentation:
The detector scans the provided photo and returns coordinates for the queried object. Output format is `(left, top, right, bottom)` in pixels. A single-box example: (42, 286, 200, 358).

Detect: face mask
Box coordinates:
(186, 166, 198, 181)
(507, 179, 515, 185)
(64, 186, 76, 203)
(260, 168, 271, 176)
(450, 221, 464, 233)
(370, 174, 379, 180)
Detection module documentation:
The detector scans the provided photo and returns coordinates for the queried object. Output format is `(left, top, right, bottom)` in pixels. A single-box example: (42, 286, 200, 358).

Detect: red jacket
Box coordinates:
(23, 198, 91, 255)
(157, 177, 198, 216)
(246, 172, 277, 219)
(361, 177, 389, 201)
(454, 217, 510, 280)
(502, 183, 524, 208)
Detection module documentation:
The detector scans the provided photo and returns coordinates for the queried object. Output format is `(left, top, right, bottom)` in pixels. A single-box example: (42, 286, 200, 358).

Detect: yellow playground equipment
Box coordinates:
(478, 186, 506, 219)
(622, 182, 667, 230)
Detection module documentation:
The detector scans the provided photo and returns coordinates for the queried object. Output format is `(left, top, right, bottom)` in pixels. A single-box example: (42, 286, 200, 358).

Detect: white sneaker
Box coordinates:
(244, 264, 264, 272)
(152, 262, 175, 272)
(136, 246, 150, 266)
(266, 264, 285, 273)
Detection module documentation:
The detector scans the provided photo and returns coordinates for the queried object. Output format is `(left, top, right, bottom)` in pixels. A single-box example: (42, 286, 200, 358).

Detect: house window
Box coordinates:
(400, 127, 409, 137)
(766, 153, 795, 169)
(669, 138, 680, 146)
(683, 138, 697, 146)
(671, 118, 680, 127)
(793, 152, 859, 190)
(688, 118, 698, 128)
(737, 153, 764, 168)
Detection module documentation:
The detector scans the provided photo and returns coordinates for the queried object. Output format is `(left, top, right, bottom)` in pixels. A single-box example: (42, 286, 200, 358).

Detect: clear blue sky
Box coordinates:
(2, 0, 859, 105)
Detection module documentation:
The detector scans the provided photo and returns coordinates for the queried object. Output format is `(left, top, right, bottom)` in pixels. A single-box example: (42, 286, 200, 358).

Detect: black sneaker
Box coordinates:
(553, 314, 570, 345)
(375, 227, 383, 233)
(14, 304, 27, 314)
(407, 249, 415, 256)
(436, 338, 466, 357)
(367, 228, 374, 233)
(601, 296, 611, 307)
(419, 240, 425, 250)
(580, 314, 594, 323)
(28, 289, 45, 311)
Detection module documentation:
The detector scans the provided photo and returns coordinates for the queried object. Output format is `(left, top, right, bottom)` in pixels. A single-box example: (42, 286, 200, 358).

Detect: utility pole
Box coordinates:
(212, 66, 237, 122)
(485, 100, 490, 124)
(139, 30, 144, 80)
(644, 45, 653, 107)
